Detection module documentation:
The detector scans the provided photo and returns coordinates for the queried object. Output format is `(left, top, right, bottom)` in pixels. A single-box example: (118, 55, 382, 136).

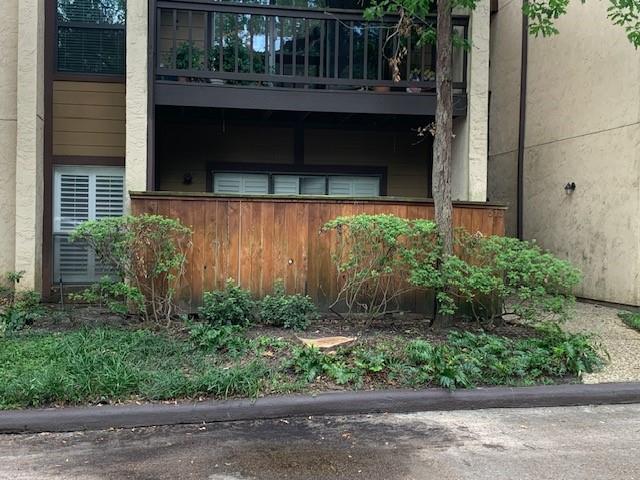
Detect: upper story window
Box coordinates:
(56, 0, 126, 75)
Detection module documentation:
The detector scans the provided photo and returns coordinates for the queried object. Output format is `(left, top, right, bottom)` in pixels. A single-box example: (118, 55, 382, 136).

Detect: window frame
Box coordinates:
(209, 165, 386, 197)
(54, 0, 127, 81)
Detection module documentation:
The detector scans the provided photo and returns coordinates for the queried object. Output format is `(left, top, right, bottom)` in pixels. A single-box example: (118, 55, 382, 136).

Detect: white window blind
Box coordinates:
(53, 166, 124, 284)
(328, 176, 380, 196)
(213, 173, 269, 194)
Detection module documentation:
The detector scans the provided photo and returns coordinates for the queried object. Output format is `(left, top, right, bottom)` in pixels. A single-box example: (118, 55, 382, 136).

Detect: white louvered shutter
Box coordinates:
(300, 176, 326, 195)
(328, 176, 379, 196)
(273, 175, 299, 195)
(53, 166, 125, 284)
(214, 173, 269, 194)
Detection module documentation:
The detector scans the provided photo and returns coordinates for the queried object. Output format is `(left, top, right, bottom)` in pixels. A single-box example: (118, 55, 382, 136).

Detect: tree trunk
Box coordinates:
(431, 0, 454, 329)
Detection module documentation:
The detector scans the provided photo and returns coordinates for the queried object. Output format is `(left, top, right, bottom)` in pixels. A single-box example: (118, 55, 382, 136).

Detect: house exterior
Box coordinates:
(488, 0, 640, 306)
(0, 0, 495, 305)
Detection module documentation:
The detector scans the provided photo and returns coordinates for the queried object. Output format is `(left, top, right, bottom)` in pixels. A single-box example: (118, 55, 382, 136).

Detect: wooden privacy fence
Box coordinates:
(130, 192, 506, 311)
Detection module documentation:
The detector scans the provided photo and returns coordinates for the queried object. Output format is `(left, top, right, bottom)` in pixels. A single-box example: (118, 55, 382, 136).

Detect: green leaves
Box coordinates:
(259, 281, 317, 330)
(200, 280, 256, 327)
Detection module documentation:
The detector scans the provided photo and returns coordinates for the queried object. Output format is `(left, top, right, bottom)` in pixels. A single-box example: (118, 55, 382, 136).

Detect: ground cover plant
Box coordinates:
(618, 311, 640, 332)
(0, 318, 605, 409)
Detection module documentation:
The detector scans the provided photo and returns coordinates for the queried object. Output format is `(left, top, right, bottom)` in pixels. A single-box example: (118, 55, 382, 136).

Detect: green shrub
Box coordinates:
(0, 271, 44, 337)
(199, 280, 255, 326)
(426, 234, 582, 323)
(618, 311, 640, 332)
(188, 322, 248, 356)
(70, 276, 145, 317)
(322, 214, 439, 322)
(259, 281, 317, 330)
(71, 215, 192, 325)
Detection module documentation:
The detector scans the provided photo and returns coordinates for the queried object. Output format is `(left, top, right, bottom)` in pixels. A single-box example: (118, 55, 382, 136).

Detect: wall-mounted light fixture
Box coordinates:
(183, 173, 193, 185)
(564, 182, 576, 194)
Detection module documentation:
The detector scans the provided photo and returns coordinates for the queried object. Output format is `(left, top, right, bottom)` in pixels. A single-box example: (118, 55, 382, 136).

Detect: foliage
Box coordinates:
(618, 311, 640, 332)
(0, 320, 604, 408)
(188, 322, 249, 356)
(322, 214, 440, 322)
(70, 276, 145, 317)
(0, 271, 44, 337)
(199, 280, 256, 326)
(71, 214, 192, 325)
(0, 327, 268, 409)
(258, 281, 317, 330)
(426, 233, 581, 324)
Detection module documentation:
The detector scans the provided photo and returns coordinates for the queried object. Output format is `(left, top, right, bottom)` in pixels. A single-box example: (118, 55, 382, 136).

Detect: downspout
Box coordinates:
(516, 2, 529, 239)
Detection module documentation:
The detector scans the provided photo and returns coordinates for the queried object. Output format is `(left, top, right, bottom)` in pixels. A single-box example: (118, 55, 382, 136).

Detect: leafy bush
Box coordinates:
(70, 276, 145, 317)
(188, 322, 248, 356)
(618, 311, 640, 332)
(71, 214, 192, 325)
(199, 279, 256, 326)
(0, 271, 44, 337)
(322, 214, 440, 322)
(428, 233, 582, 323)
(259, 281, 317, 330)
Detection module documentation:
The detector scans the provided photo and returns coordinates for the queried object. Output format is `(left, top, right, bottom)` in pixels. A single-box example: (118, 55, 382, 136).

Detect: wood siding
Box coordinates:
(131, 192, 506, 311)
(53, 81, 126, 157)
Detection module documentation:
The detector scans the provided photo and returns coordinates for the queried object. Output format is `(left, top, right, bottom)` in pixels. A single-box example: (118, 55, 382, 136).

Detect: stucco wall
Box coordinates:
(125, 0, 149, 200)
(452, 0, 490, 201)
(14, 0, 45, 291)
(0, 0, 18, 281)
(488, 0, 640, 305)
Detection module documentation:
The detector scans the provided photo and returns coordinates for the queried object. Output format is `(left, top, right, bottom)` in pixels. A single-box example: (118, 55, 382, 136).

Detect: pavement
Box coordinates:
(565, 301, 640, 383)
(1, 404, 639, 480)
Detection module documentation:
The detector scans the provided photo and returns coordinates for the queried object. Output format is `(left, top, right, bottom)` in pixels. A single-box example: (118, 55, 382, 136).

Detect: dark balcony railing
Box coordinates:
(155, 1, 468, 93)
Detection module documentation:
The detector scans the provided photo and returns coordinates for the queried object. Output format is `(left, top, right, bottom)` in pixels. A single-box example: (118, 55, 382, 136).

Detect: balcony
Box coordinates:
(153, 0, 469, 116)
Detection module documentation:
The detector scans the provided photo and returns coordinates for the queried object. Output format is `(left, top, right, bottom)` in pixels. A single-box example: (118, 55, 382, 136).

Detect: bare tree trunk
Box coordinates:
(432, 0, 454, 329)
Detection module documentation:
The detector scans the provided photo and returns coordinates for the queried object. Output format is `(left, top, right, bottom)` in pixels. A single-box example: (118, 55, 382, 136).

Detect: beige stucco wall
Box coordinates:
(125, 0, 149, 201)
(489, 0, 640, 305)
(14, 0, 45, 291)
(0, 0, 19, 281)
(452, 0, 490, 201)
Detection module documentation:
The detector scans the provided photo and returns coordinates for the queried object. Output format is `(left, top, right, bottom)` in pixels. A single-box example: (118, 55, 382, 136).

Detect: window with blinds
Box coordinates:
(212, 172, 381, 196)
(53, 166, 125, 284)
(56, 0, 126, 75)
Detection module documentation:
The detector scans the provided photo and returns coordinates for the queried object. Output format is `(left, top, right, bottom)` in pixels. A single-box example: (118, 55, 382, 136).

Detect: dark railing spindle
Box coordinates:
(204, 11, 210, 71)
(348, 21, 353, 80)
(172, 9, 177, 69)
(292, 19, 297, 76)
(406, 32, 411, 81)
(249, 17, 254, 74)
(188, 10, 193, 70)
(219, 13, 224, 72)
(319, 20, 325, 78)
(234, 15, 239, 73)
(279, 18, 284, 75)
(333, 20, 339, 78)
(304, 19, 309, 78)
(363, 24, 368, 80)
(377, 24, 382, 81)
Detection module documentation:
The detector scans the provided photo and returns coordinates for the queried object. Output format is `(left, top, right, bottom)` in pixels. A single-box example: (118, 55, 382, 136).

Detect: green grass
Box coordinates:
(0, 323, 606, 410)
(618, 311, 640, 332)
(0, 328, 268, 409)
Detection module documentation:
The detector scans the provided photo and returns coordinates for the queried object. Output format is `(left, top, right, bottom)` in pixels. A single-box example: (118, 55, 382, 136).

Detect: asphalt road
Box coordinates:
(1, 404, 639, 479)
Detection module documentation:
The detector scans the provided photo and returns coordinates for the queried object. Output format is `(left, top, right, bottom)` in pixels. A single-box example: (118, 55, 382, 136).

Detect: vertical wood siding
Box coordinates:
(131, 193, 506, 311)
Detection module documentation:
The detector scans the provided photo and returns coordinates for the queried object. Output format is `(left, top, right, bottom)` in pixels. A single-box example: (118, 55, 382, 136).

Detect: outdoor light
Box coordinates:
(564, 182, 576, 194)
(183, 173, 193, 185)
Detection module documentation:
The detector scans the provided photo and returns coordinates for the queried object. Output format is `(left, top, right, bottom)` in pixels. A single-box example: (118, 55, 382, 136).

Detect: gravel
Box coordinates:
(564, 301, 640, 383)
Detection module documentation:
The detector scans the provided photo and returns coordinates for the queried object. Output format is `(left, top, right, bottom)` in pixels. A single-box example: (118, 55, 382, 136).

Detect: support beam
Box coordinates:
(126, 0, 150, 206)
(14, 0, 44, 291)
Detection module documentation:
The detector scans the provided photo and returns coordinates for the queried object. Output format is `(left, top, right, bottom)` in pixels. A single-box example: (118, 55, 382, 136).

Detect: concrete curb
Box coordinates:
(2, 382, 640, 433)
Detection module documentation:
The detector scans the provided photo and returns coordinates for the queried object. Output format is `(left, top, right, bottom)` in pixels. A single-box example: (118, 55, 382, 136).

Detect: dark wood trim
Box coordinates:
(294, 125, 304, 165)
(42, 0, 55, 296)
(517, 3, 529, 240)
(148, 0, 157, 190)
(155, 82, 468, 117)
(53, 156, 126, 167)
(53, 73, 126, 83)
(205, 162, 388, 195)
(130, 190, 508, 209)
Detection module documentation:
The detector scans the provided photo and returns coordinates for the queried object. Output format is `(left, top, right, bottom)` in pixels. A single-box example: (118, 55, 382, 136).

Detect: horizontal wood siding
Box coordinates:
(53, 81, 126, 157)
(131, 193, 506, 312)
